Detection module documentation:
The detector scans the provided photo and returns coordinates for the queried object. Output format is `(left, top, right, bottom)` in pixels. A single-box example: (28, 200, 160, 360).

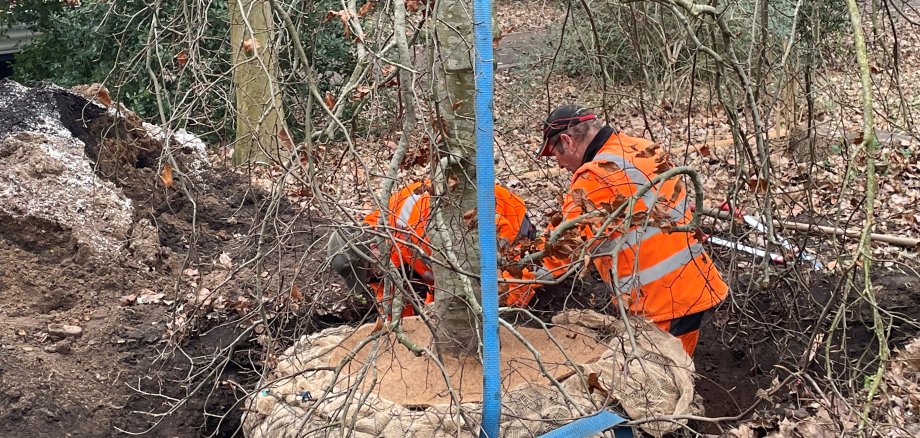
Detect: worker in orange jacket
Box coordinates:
(506, 105, 728, 356)
(329, 181, 535, 317)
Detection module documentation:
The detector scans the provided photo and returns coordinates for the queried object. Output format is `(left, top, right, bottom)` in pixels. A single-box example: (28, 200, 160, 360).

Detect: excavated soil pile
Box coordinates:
(0, 79, 244, 437)
(0, 80, 369, 437)
(244, 310, 699, 438)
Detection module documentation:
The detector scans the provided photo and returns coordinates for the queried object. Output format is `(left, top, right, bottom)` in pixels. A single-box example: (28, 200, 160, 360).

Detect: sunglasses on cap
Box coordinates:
(538, 107, 598, 157)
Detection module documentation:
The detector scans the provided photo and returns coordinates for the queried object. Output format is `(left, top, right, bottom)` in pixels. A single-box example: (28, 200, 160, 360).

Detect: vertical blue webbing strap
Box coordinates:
(472, 0, 499, 436)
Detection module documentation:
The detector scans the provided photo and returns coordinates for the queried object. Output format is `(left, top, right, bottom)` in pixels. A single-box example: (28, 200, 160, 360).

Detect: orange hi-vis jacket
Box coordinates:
(539, 132, 729, 322)
(364, 181, 532, 316)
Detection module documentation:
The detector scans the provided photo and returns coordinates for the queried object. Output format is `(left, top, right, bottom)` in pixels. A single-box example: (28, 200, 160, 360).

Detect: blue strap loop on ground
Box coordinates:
(538, 410, 634, 438)
(471, 0, 500, 437)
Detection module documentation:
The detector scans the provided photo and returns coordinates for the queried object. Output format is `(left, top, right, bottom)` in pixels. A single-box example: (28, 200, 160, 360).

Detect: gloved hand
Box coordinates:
(500, 268, 537, 307)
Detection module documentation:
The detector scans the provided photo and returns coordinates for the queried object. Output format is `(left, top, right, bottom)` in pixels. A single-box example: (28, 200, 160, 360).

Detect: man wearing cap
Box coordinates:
(511, 104, 728, 356)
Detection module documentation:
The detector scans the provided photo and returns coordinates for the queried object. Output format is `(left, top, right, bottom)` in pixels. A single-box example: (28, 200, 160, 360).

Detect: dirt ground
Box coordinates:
(527, 246, 920, 430)
(0, 82, 372, 437)
(3, 1, 920, 433)
(1, 82, 919, 438)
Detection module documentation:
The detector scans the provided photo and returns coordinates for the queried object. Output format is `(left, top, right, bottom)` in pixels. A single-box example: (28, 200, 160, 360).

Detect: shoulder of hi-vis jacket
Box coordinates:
(363, 181, 431, 229)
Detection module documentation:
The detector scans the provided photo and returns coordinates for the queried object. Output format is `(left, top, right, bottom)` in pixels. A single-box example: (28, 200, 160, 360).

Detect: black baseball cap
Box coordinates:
(538, 105, 598, 157)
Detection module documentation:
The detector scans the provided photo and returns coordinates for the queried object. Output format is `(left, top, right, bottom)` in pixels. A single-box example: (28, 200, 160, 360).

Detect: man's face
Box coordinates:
(549, 132, 582, 172)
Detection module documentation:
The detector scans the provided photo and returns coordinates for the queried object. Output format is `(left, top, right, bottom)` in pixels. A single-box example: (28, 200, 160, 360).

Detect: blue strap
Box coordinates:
(538, 410, 633, 438)
(471, 0, 500, 435)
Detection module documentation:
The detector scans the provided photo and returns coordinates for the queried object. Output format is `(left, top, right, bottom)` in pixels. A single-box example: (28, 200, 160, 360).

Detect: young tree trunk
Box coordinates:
(228, 0, 285, 166)
(845, 0, 886, 420)
(429, 0, 482, 355)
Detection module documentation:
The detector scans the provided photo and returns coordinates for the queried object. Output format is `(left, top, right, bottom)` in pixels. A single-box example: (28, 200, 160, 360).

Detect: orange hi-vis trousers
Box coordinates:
(653, 311, 705, 357)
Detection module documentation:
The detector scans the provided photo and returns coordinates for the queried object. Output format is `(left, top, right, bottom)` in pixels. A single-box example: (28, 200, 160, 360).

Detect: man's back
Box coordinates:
(558, 132, 728, 323)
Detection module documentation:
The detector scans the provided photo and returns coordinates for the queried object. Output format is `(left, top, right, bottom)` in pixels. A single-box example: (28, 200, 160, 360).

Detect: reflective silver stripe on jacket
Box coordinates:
(593, 152, 692, 223)
(594, 152, 659, 211)
(670, 194, 689, 222)
(593, 195, 688, 254)
(393, 193, 432, 273)
(616, 243, 704, 291)
(592, 228, 658, 256)
(396, 193, 423, 228)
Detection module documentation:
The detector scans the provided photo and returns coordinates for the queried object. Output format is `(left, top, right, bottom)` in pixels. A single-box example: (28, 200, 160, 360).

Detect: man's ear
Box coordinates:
(554, 134, 564, 152)
(559, 133, 573, 152)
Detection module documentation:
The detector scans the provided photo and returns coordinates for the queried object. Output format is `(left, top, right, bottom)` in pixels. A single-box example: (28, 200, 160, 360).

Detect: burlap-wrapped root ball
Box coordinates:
(243, 310, 699, 437)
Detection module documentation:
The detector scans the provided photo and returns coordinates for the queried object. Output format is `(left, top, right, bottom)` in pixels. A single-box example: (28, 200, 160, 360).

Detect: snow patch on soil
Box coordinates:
(143, 122, 211, 177)
(0, 80, 141, 257)
(0, 131, 135, 256)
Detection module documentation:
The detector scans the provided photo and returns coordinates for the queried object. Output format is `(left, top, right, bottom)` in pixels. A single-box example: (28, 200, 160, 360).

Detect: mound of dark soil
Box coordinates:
(0, 80, 371, 437)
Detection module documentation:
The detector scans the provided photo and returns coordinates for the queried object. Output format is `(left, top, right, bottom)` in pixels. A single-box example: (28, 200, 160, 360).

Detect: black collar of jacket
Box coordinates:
(581, 125, 615, 164)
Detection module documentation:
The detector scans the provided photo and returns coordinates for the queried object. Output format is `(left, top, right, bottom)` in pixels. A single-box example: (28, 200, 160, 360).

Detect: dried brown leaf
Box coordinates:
(598, 194, 627, 214)
(549, 211, 563, 228)
(175, 50, 188, 66)
(241, 38, 262, 53)
(597, 161, 621, 173)
(160, 163, 173, 188)
(586, 372, 609, 397)
(371, 317, 385, 333)
(635, 142, 661, 158)
(322, 10, 352, 37)
(291, 285, 304, 301)
(413, 181, 431, 195)
(571, 188, 596, 212)
(655, 160, 671, 173)
(545, 236, 581, 259)
(137, 289, 165, 304)
(351, 84, 372, 101)
(120, 294, 136, 306)
(748, 177, 768, 194)
(503, 265, 524, 278)
(323, 10, 349, 24)
(232, 296, 251, 312)
(653, 151, 673, 173)
(693, 228, 707, 242)
(463, 208, 478, 228)
(218, 252, 233, 270)
(670, 181, 685, 203)
(447, 175, 460, 191)
(95, 88, 113, 107)
(357, 1, 376, 17)
(278, 128, 294, 149)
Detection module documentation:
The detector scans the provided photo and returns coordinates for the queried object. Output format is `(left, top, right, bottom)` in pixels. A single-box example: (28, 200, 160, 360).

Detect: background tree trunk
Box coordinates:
(229, 0, 285, 166)
(430, 0, 482, 355)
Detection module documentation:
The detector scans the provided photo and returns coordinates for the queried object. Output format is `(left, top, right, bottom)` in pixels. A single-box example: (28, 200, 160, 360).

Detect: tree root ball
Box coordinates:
(243, 310, 699, 437)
